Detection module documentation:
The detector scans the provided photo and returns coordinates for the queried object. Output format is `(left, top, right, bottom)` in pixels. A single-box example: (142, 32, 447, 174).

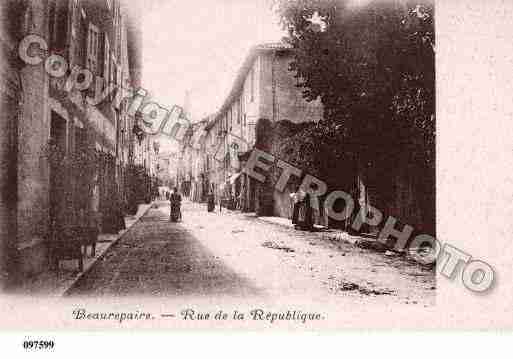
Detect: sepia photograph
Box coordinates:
(1, 0, 511, 343)
(0, 0, 437, 304)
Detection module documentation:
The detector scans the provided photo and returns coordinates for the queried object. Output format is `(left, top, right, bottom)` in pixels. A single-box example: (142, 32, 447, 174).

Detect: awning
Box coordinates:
(228, 172, 242, 184)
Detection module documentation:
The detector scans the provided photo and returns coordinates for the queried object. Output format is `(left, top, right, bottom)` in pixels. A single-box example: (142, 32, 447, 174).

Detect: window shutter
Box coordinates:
(250, 68, 255, 102)
(110, 55, 116, 85)
(86, 23, 99, 74)
(104, 34, 110, 83)
(86, 23, 102, 100)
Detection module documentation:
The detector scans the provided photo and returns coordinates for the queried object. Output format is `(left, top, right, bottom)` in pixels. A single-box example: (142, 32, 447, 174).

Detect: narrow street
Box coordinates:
(68, 200, 435, 306)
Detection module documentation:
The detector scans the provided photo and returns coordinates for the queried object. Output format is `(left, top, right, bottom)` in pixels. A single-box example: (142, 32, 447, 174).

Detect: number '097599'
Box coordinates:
(23, 340, 55, 350)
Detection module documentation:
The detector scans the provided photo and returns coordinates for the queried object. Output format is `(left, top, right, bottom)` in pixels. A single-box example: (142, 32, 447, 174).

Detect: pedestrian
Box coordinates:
(169, 187, 182, 222)
(295, 188, 314, 231)
(152, 186, 158, 201)
(289, 186, 301, 226)
(302, 192, 314, 231)
(207, 190, 215, 212)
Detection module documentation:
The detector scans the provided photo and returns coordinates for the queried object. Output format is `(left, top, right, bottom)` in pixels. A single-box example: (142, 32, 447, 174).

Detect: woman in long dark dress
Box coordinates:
(297, 192, 314, 231)
(169, 187, 182, 222)
(290, 186, 301, 226)
(303, 193, 314, 231)
(207, 191, 215, 212)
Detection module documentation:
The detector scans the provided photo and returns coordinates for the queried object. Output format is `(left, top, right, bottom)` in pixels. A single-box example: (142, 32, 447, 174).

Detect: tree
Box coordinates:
(274, 0, 435, 166)
(272, 0, 435, 232)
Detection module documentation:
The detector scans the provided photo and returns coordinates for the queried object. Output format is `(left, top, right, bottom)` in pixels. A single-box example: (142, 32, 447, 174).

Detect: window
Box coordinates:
(250, 67, 255, 102)
(117, 65, 122, 87)
(238, 97, 242, 124)
(110, 54, 116, 84)
(48, 1, 56, 48)
(228, 108, 232, 131)
(234, 102, 237, 126)
(70, 0, 78, 40)
(109, 55, 116, 101)
(112, 2, 119, 52)
(86, 23, 99, 74)
(103, 34, 110, 82)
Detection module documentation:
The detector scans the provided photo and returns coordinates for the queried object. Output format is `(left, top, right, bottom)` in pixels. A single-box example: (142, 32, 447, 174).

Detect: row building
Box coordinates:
(183, 41, 434, 237)
(0, 0, 155, 288)
(179, 42, 323, 214)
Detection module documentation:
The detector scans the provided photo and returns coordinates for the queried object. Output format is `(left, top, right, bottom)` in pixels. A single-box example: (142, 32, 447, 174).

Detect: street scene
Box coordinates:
(1, 0, 436, 307)
(69, 200, 434, 306)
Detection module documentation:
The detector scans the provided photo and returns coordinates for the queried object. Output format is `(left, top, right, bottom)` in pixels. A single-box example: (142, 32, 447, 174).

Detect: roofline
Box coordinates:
(203, 112, 220, 131)
(213, 42, 293, 124)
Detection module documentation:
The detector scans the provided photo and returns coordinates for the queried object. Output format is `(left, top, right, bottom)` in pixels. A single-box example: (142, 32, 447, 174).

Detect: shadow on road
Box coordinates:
(67, 203, 262, 298)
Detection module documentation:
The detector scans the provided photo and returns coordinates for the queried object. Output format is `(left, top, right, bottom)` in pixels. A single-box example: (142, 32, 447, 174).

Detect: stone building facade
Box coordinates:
(192, 43, 323, 213)
(0, 0, 148, 288)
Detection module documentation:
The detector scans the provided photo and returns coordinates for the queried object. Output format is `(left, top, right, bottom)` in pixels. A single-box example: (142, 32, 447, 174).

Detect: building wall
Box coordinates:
(259, 51, 323, 124)
(16, 1, 52, 277)
(362, 162, 435, 239)
(207, 46, 325, 215)
(273, 187, 293, 220)
(205, 46, 325, 214)
(242, 57, 260, 147)
(0, 5, 23, 286)
(0, 83, 19, 287)
(0, 0, 145, 284)
(259, 51, 323, 219)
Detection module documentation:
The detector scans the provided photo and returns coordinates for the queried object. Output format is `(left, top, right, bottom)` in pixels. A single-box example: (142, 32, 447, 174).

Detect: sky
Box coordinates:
(141, 0, 285, 126)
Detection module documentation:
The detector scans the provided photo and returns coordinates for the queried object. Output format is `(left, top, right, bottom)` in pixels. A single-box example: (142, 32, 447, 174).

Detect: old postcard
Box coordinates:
(0, 0, 512, 342)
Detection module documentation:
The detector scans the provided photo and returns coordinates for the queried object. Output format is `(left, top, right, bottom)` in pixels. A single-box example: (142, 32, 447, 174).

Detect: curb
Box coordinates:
(256, 216, 328, 232)
(61, 202, 154, 297)
(256, 216, 394, 253)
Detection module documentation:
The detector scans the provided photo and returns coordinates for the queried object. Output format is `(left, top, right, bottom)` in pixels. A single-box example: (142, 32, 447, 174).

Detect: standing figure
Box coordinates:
(302, 192, 314, 231)
(296, 189, 314, 231)
(207, 190, 215, 212)
(237, 191, 243, 211)
(289, 186, 301, 225)
(169, 187, 182, 222)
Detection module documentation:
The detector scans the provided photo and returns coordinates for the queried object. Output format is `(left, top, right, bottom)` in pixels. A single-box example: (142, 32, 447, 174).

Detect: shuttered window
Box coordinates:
(104, 35, 110, 82)
(86, 23, 99, 74)
(250, 68, 255, 102)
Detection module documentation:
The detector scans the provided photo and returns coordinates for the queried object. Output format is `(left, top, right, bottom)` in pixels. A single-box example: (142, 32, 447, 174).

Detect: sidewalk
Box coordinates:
(189, 204, 400, 255)
(258, 215, 327, 231)
(257, 215, 391, 252)
(257, 215, 432, 261)
(16, 203, 153, 297)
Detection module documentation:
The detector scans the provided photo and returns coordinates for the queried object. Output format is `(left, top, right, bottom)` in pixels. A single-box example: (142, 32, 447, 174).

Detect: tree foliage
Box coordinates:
(274, 0, 435, 168)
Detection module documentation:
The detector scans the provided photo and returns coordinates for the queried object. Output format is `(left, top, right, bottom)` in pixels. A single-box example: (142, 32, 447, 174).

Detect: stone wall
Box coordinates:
(259, 51, 323, 124)
(358, 156, 435, 242)
(16, 1, 52, 278)
(273, 187, 293, 220)
(0, 39, 22, 287)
